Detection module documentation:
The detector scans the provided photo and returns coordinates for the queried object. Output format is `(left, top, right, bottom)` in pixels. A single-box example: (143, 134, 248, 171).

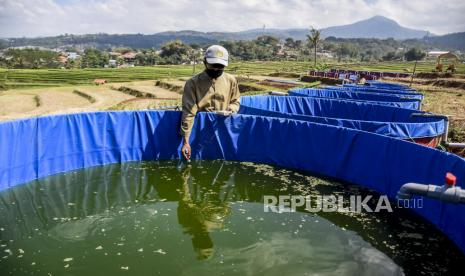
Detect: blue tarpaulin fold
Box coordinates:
(288, 88, 421, 110)
(326, 85, 423, 100)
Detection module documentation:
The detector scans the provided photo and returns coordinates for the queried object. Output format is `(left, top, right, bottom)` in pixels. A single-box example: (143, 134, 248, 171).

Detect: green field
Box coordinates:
(1, 61, 464, 90)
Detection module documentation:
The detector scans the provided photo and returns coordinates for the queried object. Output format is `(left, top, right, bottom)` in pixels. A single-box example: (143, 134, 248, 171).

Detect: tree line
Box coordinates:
(0, 35, 434, 69)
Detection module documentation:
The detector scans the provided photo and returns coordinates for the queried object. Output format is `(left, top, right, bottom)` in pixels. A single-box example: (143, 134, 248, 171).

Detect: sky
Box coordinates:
(0, 0, 464, 38)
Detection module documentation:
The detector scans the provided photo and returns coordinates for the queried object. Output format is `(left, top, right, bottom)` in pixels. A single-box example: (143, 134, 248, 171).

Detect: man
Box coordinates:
(180, 45, 240, 160)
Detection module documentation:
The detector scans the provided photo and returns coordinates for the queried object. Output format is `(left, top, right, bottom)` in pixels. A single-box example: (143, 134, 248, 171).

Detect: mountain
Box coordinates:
(211, 15, 432, 40)
(227, 16, 432, 40)
(320, 15, 430, 39)
(217, 28, 310, 41)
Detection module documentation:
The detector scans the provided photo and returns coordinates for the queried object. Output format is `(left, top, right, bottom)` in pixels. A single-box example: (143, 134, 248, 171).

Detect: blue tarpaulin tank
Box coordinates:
(288, 88, 421, 110)
(0, 110, 465, 256)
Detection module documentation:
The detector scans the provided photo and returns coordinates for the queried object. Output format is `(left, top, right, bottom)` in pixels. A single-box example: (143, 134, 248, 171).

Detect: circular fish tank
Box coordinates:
(1, 160, 464, 275)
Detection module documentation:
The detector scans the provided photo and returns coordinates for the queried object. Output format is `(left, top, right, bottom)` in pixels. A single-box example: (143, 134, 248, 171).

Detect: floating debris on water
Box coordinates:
(0, 160, 464, 275)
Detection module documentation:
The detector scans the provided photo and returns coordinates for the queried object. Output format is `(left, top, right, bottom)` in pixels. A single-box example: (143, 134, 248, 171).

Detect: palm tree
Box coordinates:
(306, 27, 321, 68)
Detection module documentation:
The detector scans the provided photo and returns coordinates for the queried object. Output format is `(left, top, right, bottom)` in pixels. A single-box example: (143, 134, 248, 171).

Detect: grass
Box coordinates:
(328, 61, 465, 74)
(33, 95, 41, 107)
(73, 90, 96, 103)
(111, 85, 157, 99)
(155, 80, 184, 93)
(402, 83, 465, 142)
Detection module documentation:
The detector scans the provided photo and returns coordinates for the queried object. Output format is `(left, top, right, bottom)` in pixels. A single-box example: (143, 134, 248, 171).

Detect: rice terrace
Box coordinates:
(1, 1, 465, 275)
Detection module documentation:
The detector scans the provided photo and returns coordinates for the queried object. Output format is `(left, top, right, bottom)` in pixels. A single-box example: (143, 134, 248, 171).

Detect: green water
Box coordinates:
(0, 160, 463, 275)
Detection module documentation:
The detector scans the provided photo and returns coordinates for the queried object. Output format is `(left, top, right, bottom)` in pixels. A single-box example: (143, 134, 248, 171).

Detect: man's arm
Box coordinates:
(180, 80, 198, 159)
(227, 77, 240, 113)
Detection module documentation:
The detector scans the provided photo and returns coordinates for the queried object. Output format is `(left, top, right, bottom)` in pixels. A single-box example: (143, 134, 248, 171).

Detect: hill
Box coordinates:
(424, 32, 465, 51)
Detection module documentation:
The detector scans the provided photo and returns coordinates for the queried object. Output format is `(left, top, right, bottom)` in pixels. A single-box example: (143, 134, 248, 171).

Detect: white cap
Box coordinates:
(204, 45, 229, 66)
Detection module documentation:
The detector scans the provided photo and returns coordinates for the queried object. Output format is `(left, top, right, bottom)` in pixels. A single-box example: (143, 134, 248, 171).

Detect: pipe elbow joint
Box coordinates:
(397, 183, 429, 200)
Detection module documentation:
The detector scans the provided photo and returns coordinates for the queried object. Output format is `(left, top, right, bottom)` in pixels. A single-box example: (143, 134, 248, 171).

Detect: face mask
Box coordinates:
(205, 68, 224, 79)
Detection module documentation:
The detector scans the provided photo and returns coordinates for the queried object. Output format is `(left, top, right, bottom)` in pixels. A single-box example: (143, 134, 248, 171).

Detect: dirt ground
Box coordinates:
(0, 93, 38, 115)
(0, 87, 92, 121)
(0, 80, 182, 121)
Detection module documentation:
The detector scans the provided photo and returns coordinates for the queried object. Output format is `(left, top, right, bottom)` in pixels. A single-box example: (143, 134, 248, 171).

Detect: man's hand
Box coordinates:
(181, 142, 191, 160)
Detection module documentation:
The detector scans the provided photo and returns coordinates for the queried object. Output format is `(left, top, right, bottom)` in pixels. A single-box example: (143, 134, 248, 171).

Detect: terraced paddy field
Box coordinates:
(0, 67, 196, 90)
(0, 76, 294, 121)
(2, 61, 464, 91)
(0, 82, 186, 120)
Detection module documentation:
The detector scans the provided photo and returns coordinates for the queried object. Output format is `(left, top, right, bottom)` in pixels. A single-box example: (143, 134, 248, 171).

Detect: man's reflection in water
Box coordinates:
(176, 162, 233, 260)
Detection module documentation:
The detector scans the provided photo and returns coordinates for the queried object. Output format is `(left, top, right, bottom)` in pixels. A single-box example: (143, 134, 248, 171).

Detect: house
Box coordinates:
(58, 55, 68, 64)
(317, 50, 334, 58)
(121, 52, 136, 67)
(67, 52, 79, 60)
(427, 51, 450, 58)
(109, 52, 122, 59)
(109, 59, 117, 67)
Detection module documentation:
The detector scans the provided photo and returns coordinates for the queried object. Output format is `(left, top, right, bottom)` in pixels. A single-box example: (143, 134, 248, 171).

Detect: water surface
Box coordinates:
(0, 160, 463, 275)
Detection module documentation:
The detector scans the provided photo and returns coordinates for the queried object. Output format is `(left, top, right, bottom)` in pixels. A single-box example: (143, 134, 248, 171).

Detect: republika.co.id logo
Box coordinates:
(263, 195, 423, 213)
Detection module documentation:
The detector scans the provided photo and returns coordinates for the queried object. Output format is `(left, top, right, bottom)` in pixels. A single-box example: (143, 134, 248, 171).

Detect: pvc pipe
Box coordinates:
(268, 91, 288, 96)
(214, 110, 233, 116)
(444, 142, 465, 149)
(158, 106, 180, 111)
(397, 177, 465, 204)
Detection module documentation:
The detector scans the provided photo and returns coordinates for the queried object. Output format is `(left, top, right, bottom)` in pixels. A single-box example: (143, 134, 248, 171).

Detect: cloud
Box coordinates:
(0, 0, 464, 37)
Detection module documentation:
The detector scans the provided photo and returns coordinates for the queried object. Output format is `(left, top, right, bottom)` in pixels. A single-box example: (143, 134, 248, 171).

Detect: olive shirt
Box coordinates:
(180, 71, 240, 139)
